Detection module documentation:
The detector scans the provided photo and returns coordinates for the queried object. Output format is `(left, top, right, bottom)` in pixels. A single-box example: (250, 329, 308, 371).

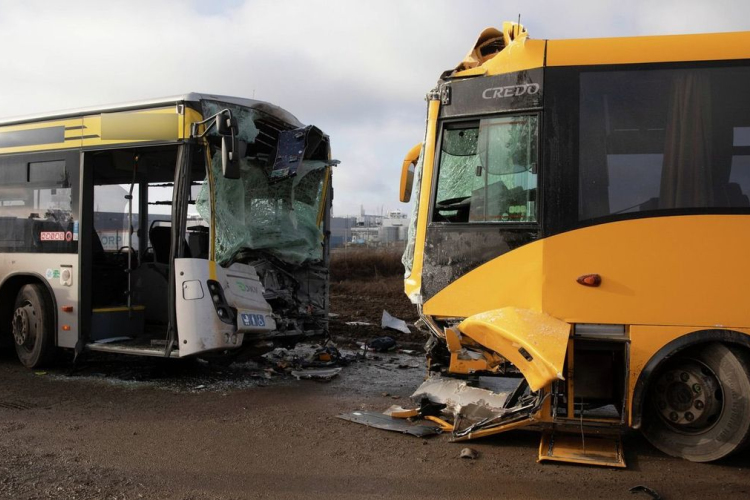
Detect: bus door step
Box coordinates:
(538, 428, 626, 468)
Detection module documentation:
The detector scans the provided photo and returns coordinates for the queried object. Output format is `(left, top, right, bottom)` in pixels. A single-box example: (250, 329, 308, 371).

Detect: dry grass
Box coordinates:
(330, 247, 405, 281)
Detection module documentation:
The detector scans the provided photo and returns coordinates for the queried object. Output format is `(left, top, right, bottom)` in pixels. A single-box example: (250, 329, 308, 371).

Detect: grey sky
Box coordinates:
(1, 0, 749, 217)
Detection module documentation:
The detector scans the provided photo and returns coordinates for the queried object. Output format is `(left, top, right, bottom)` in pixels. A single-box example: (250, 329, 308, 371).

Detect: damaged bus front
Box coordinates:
(191, 98, 335, 355)
(0, 93, 335, 366)
(400, 23, 750, 466)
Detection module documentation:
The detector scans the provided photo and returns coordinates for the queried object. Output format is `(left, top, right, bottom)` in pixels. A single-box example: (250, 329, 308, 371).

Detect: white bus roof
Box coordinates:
(0, 92, 304, 128)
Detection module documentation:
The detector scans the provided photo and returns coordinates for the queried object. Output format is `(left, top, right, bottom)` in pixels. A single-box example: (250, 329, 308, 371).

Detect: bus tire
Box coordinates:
(642, 342, 750, 462)
(12, 284, 56, 369)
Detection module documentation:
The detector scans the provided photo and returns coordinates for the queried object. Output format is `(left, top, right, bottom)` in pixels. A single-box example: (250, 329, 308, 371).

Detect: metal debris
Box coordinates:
(460, 447, 479, 459)
(337, 411, 442, 437)
(381, 310, 411, 334)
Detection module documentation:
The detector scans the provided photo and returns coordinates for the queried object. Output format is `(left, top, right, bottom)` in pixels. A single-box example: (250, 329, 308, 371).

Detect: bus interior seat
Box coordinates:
(149, 225, 191, 264)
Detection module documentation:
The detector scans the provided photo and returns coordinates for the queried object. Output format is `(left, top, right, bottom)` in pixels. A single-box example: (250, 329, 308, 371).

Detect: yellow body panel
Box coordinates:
(547, 31, 750, 67)
(458, 308, 570, 392)
(403, 99, 440, 301)
(0, 104, 201, 155)
(82, 106, 184, 148)
(426, 215, 750, 328)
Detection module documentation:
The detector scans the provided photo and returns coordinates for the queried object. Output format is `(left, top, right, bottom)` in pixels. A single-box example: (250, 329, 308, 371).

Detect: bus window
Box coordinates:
(434, 115, 538, 223)
(0, 160, 75, 253)
(578, 66, 750, 221)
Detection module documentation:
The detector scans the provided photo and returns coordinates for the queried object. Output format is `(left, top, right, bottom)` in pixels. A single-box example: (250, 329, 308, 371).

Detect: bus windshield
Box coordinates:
(434, 115, 538, 223)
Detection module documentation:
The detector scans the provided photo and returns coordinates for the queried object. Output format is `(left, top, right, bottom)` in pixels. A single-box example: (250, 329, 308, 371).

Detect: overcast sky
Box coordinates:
(1, 0, 750, 217)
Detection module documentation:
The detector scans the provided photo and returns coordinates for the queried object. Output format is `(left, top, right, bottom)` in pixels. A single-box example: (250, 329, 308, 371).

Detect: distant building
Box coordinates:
(331, 208, 409, 248)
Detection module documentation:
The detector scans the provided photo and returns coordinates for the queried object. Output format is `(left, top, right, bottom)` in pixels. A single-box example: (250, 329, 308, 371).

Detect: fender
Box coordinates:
(631, 329, 750, 429)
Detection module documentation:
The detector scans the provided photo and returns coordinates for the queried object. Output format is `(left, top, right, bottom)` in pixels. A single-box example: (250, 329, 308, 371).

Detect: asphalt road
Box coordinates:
(1, 348, 750, 500)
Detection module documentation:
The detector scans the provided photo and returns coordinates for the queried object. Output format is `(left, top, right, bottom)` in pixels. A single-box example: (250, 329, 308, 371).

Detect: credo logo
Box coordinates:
(482, 83, 540, 99)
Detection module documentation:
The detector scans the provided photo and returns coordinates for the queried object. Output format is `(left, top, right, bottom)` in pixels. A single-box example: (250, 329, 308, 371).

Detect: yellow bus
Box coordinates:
(400, 23, 750, 464)
(0, 93, 335, 368)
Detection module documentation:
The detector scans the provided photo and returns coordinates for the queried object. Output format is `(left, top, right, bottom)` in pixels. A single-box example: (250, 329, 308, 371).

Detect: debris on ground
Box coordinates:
(630, 485, 661, 499)
(460, 447, 479, 459)
(381, 310, 411, 334)
(337, 410, 442, 437)
(368, 336, 396, 352)
(345, 321, 373, 326)
(291, 367, 342, 381)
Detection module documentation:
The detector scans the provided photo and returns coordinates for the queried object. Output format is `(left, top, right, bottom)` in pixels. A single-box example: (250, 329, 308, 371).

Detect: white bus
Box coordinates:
(0, 93, 335, 368)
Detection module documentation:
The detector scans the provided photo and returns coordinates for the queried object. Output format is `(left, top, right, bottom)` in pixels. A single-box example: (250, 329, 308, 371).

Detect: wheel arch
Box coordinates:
(632, 328, 750, 429)
(0, 273, 58, 347)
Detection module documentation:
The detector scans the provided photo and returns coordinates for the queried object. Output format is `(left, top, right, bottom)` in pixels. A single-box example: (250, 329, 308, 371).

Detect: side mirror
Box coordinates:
(216, 110, 244, 179)
(221, 136, 246, 179)
(399, 143, 422, 203)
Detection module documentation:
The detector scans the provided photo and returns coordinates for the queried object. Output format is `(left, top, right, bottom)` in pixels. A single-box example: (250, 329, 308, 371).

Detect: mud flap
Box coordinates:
(538, 428, 626, 468)
(458, 307, 570, 391)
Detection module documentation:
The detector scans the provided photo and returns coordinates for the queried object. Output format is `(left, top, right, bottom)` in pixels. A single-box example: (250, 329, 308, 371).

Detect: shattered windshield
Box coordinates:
(195, 100, 329, 266)
(196, 154, 328, 266)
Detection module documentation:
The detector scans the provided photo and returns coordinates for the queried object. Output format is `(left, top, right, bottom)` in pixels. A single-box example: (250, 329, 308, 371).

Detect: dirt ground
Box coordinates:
(1, 277, 750, 499)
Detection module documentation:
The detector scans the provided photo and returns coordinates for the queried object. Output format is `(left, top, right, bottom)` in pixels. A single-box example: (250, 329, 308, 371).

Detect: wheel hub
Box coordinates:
(653, 360, 723, 431)
(12, 306, 32, 347)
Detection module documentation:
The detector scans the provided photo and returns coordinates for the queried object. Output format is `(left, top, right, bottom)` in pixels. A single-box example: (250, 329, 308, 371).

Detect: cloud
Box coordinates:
(0, 0, 748, 216)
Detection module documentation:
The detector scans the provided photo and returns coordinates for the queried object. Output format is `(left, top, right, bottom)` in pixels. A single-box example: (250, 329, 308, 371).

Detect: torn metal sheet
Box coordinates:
(337, 411, 442, 437)
(411, 375, 536, 436)
(381, 310, 411, 334)
(411, 376, 514, 410)
(290, 367, 342, 381)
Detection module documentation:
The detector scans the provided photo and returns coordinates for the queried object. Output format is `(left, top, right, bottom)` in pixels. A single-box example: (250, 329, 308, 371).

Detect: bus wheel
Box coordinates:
(643, 342, 750, 462)
(12, 284, 56, 369)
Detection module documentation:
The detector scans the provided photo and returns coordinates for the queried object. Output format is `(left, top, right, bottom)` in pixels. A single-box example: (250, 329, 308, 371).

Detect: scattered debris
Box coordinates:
(337, 411, 442, 437)
(346, 321, 373, 326)
(629, 485, 661, 499)
(381, 310, 411, 334)
(368, 336, 396, 352)
(291, 367, 342, 381)
(460, 447, 479, 459)
(194, 385, 206, 390)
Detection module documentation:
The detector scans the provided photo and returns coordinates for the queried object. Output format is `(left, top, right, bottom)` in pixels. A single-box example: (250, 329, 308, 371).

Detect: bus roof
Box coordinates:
(0, 92, 303, 128)
(451, 26, 750, 79)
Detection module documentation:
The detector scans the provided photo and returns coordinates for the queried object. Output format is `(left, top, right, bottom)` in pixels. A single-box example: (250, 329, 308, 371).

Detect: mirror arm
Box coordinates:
(189, 109, 233, 139)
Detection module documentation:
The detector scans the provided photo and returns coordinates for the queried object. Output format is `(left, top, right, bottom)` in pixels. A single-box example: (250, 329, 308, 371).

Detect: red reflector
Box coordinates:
(61, 306, 73, 313)
(577, 274, 602, 287)
(62, 325, 71, 331)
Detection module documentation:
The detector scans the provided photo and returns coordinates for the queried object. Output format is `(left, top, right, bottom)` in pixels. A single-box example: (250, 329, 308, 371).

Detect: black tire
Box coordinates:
(12, 284, 56, 368)
(642, 342, 750, 462)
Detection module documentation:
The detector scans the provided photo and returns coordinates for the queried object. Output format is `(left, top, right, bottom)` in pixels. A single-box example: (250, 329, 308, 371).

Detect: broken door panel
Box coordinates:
(458, 307, 570, 391)
(538, 429, 626, 468)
